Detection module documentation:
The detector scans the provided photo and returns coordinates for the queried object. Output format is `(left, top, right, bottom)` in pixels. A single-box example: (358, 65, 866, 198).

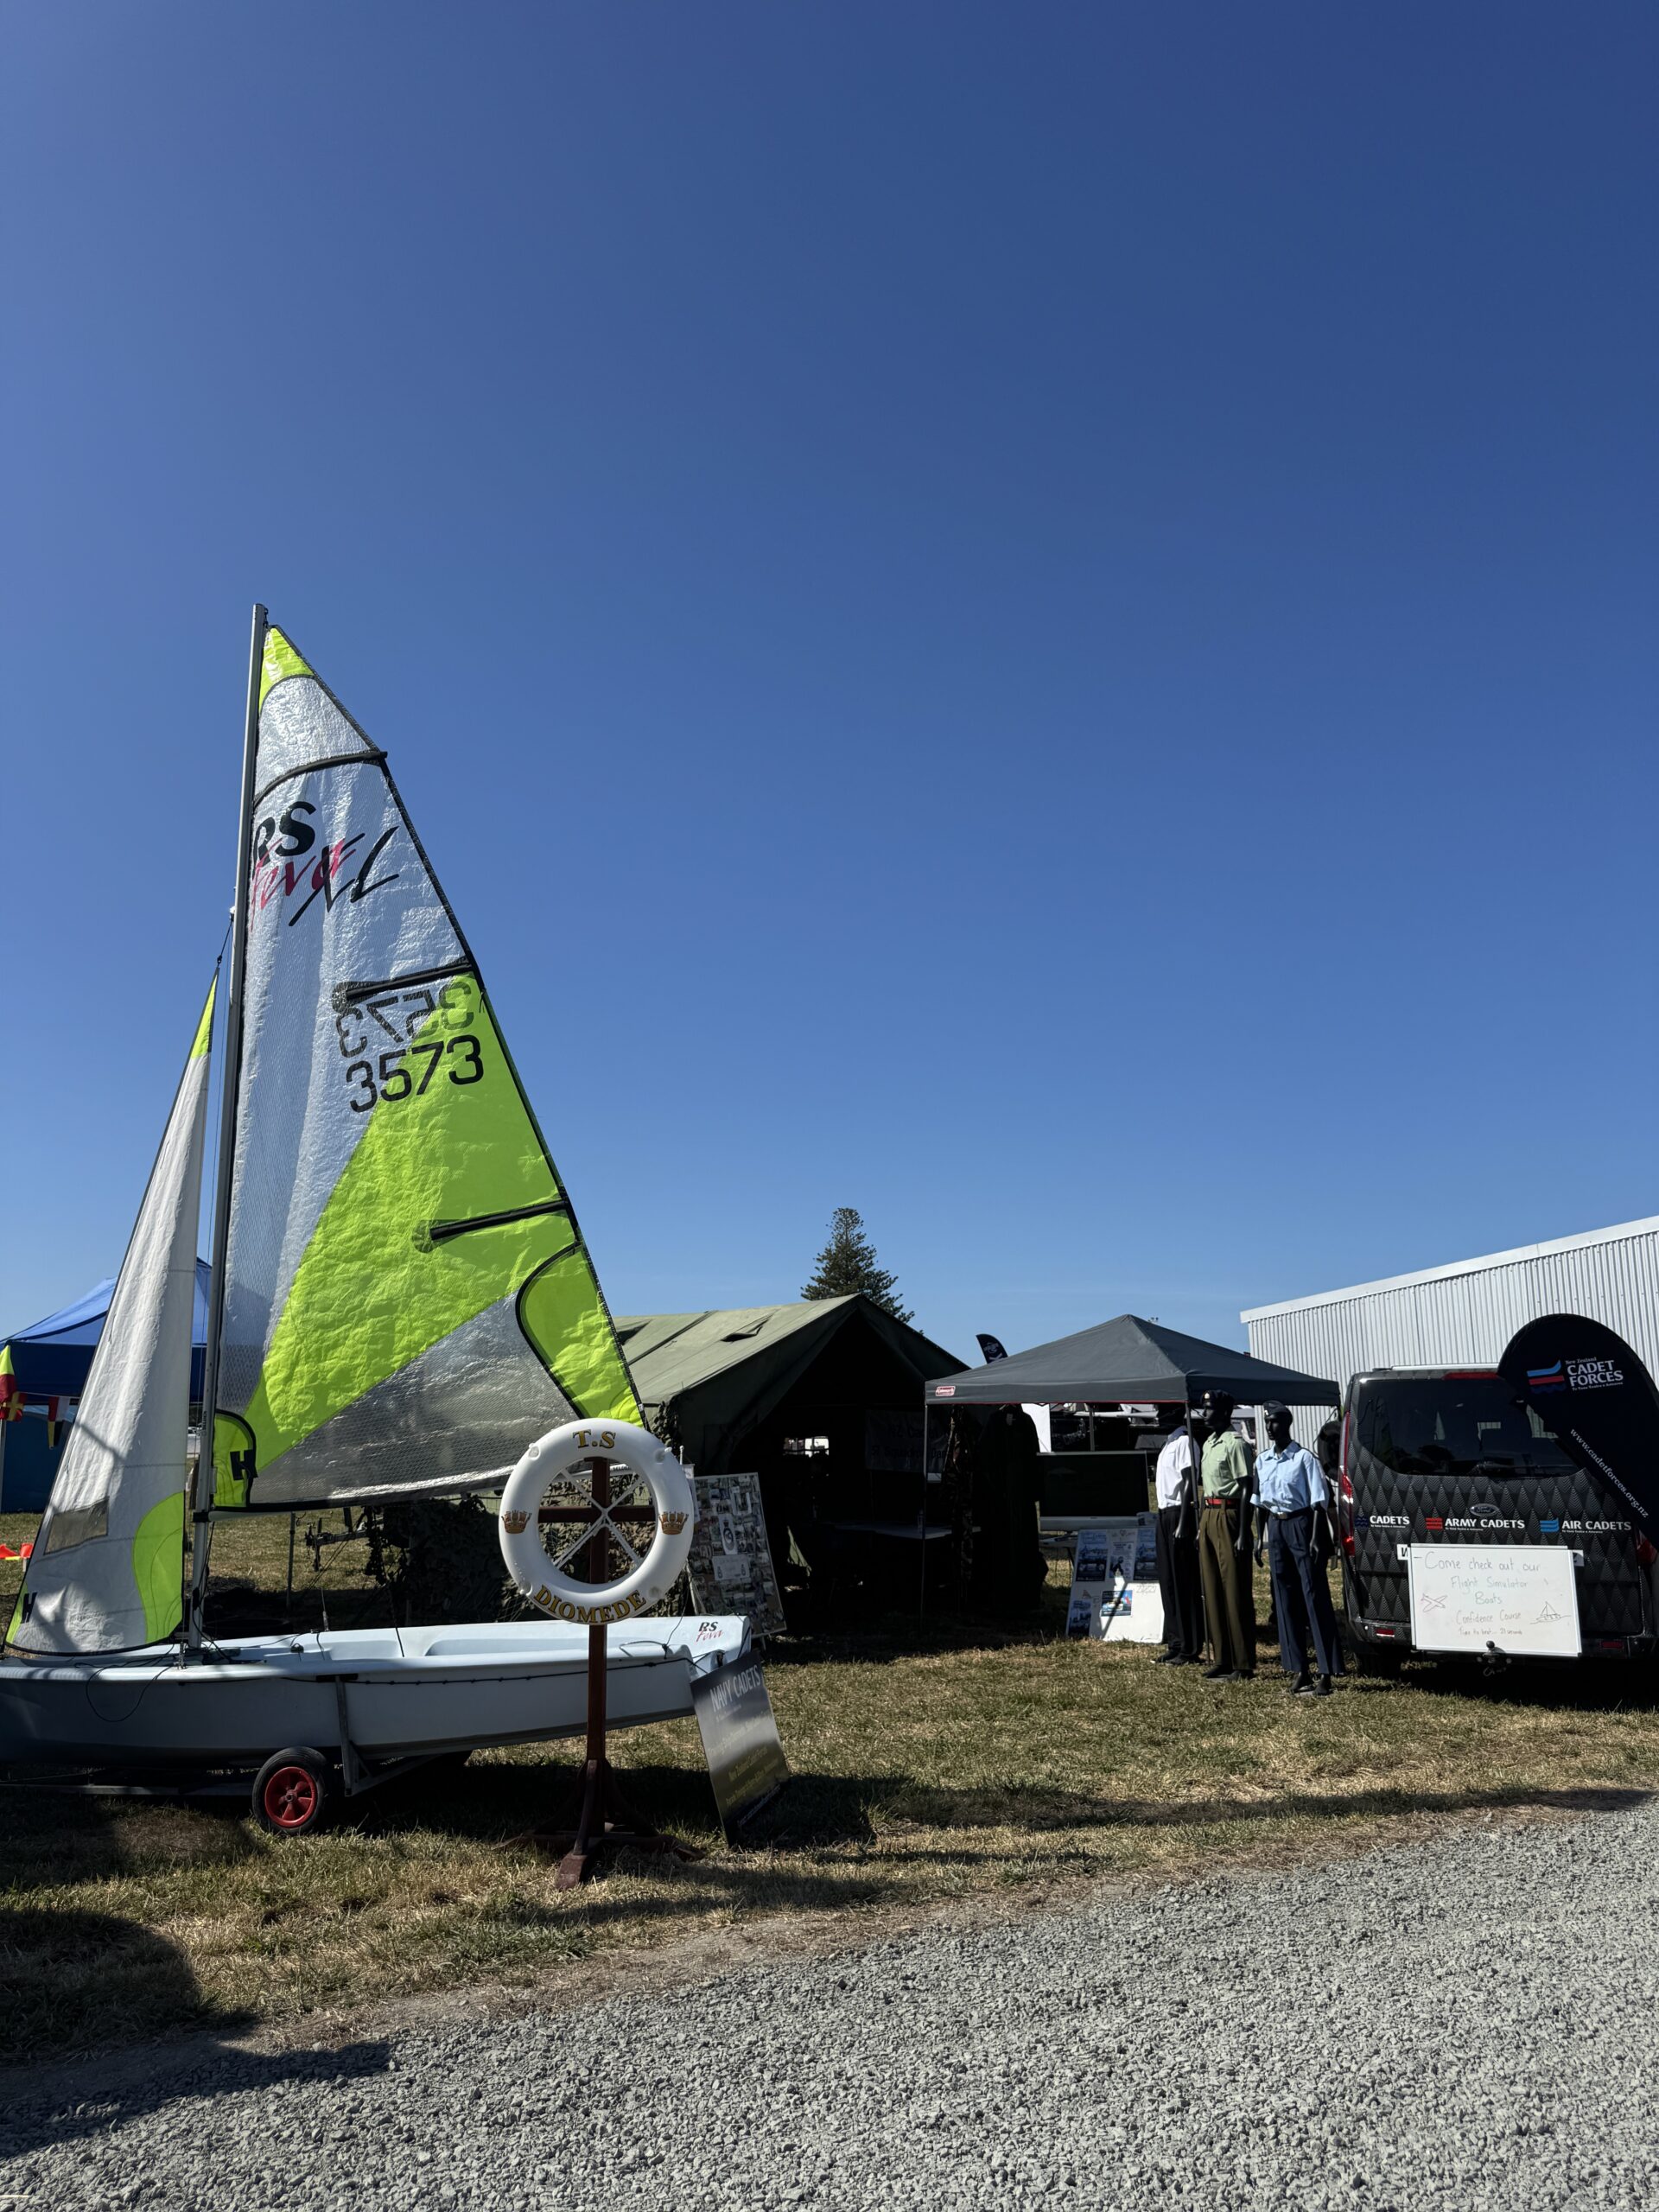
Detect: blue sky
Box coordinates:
(3, 4, 1655, 1363)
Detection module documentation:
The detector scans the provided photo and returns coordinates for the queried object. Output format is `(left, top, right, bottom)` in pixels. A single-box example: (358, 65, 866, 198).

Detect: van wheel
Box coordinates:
(251, 1747, 335, 1835)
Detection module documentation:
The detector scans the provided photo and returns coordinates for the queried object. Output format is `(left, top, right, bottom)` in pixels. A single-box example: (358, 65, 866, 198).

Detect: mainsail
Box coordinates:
(212, 624, 639, 1508)
(11, 984, 215, 1654)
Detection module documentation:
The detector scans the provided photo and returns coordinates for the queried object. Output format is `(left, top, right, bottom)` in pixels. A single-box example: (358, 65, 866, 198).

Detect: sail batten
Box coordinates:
(213, 626, 639, 1507)
(334, 958, 474, 1009)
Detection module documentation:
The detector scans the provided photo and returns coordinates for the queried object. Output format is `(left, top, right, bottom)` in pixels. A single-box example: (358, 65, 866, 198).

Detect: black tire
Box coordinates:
(251, 1746, 335, 1835)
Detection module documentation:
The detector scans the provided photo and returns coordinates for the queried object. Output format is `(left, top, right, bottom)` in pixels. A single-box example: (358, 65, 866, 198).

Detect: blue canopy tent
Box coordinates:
(0, 1262, 210, 1510)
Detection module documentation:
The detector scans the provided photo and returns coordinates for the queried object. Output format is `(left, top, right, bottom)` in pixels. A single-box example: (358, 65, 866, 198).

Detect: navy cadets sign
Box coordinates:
(690, 1656, 789, 1840)
(1497, 1315, 1659, 1550)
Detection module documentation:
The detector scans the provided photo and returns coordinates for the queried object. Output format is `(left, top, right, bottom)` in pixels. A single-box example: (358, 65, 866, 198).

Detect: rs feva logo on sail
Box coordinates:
(249, 798, 402, 925)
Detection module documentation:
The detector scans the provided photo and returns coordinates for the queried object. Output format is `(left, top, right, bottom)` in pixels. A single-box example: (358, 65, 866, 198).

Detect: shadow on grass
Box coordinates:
(0, 1905, 228, 2069)
(1379, 1654, 1659, 1714)
(846, 1777, 1654, 1841)
(480, 1846, 897, 1928)
(366, 1750, 743, 1848)
(746, 1772, 1655, 1853)
(0, 1774, 261, 1892)
(0, 1791, 274, 2069)
(372, 1748, 1654, 1861)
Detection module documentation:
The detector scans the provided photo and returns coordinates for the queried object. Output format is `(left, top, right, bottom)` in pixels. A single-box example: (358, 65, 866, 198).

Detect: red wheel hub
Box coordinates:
(264, 1764, 320, 1829)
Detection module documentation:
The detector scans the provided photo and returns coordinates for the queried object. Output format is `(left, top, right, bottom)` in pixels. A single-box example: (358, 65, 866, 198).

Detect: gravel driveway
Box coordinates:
(5, 1800, 1656, 2211)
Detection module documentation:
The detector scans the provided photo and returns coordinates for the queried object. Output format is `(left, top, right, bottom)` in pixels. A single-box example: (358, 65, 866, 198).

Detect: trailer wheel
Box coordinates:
(252, 1748, 335, 1835)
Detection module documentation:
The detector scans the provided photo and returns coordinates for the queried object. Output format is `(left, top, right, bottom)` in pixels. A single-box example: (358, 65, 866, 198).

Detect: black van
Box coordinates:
(1338, 1364, 1656, 1668)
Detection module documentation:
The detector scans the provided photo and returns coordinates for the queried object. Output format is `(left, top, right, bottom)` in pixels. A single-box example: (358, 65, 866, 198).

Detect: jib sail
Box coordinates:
(211, 624, 639, 1508)
(10, 983, 215, 1653)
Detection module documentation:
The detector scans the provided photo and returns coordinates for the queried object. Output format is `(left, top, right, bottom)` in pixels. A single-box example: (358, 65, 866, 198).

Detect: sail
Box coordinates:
(212, 625, 640, 1508)
(10, 984, 215, 1654)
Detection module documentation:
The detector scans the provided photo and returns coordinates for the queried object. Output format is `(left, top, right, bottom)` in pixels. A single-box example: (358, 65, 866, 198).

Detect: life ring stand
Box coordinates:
(498, 1418, 696, 1626)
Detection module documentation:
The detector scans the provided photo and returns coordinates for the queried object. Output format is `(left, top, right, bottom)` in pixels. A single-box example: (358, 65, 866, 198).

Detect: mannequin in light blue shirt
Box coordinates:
(1254, 1403, 1342, 1694)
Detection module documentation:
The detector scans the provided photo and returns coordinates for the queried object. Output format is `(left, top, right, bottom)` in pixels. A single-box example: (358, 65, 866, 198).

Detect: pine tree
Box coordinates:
(801, 1207, 913, 1323)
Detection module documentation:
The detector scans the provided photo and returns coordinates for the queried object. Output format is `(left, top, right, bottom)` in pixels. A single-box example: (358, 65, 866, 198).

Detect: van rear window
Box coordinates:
(1357, 1376, 1577, 1479)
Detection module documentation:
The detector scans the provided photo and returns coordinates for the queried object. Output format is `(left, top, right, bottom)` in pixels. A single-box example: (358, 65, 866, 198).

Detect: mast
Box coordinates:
(186, 602, 266, 1651)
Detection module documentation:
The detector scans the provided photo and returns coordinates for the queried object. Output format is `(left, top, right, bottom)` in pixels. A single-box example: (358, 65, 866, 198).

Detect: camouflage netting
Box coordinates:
(370, 1497, 517, 1623)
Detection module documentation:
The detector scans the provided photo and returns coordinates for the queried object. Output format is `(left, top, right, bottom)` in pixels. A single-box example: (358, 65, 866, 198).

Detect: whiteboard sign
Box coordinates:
(1407, 1543, 1581, 1659)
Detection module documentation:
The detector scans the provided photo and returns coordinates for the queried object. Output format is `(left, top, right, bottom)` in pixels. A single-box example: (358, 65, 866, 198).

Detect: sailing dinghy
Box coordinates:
(0, 610, 745, 1827)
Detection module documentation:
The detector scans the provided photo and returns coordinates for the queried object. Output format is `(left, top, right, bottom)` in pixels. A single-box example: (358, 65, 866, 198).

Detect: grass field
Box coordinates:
(2, 1510, 1656, 2062)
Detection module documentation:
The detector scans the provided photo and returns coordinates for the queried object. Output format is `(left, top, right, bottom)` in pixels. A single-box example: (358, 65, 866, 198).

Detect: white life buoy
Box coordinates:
(497, 1418, 696, 1626)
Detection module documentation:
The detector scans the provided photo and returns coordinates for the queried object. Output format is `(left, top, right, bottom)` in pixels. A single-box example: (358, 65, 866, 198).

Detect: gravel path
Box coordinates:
(6, 1802, 1658, 2212)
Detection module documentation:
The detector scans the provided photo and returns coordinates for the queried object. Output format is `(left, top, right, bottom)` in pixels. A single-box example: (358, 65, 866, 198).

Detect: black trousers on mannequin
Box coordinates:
(1267, 1509, 1342, 1678)
(1154, 1504, 1202, 1659)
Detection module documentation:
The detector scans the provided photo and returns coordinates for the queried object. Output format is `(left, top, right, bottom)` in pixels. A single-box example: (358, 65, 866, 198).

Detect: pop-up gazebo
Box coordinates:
(0, 1263, 211, 1510)
(920, 1314, 1340, 1606)
(925, 1313, 1338, 1416)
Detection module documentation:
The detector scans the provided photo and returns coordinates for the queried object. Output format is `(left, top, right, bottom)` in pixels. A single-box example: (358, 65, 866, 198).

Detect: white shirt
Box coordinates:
(1154, 1427, 1195, 1510)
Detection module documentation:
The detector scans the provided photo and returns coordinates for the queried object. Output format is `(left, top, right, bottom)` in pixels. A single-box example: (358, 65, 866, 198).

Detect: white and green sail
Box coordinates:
(212, 624, 639, 1508)
(11, 985, 215, 1654)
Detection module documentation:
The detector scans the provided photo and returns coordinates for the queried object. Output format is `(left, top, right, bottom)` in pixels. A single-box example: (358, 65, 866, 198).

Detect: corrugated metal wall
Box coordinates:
(1243, 1218, 1659, 1447)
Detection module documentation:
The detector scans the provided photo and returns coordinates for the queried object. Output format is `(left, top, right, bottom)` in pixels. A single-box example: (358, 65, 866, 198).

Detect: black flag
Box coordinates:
(976, 1333, 1007, 1363)
(1497, 1313, 1659, 1548)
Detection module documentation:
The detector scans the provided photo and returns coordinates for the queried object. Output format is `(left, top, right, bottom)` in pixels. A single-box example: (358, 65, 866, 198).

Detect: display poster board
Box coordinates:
(686, 1473, 787, 1640)
(1066, 1514, 1163, 1644)
(1407, 1543, 1581, 1659)
(690, 1656, 790, 1839)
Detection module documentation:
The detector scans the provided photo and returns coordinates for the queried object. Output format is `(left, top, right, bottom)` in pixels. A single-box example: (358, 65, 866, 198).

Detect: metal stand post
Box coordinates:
(515, 1456, 701, 1890)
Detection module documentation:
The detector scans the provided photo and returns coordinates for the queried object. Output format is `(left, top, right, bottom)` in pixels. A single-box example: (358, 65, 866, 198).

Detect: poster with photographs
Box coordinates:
(1067, 1514, 1164, 1644)
(687, 1472, 788, 1640)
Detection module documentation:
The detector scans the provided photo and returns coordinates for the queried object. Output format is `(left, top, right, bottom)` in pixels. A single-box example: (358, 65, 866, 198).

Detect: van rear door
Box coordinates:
(1345, 1373, 1651, 1647)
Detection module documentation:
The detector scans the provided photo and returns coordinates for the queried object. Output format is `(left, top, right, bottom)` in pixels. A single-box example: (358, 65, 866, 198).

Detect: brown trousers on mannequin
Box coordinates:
(1198, 1499, 1255, 1674)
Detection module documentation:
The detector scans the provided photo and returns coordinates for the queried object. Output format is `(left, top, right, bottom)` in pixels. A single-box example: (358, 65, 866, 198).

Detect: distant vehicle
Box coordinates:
(1337, 1365, 1657, 1669)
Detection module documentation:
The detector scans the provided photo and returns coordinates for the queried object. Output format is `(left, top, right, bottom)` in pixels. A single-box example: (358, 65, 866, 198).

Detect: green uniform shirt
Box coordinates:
(1200, 1429, 1252, 1500)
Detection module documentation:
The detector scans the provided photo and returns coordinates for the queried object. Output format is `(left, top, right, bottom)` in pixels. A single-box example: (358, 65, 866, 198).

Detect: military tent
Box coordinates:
(616, 1294, 961, 1605)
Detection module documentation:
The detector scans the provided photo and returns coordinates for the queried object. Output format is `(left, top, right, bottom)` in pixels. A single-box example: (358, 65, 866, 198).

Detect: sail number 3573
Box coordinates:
(343, 1035, 483, 1113)
(334, 983, 485, 1113)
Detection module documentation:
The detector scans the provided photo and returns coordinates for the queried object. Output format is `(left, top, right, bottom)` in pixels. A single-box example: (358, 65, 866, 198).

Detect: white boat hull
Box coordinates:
(0, 1615, 750, 1771)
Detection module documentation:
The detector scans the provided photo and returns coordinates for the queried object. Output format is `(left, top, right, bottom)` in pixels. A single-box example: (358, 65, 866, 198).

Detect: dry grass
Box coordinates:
(2, 1515, 1657, 2062)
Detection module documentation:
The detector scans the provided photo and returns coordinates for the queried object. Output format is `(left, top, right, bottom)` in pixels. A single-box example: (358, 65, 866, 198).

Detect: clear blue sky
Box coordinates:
(3, 4, 1655, 1363)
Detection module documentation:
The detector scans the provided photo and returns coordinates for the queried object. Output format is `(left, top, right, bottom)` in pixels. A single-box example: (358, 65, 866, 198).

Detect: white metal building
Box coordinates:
(1242, 1215, 1659, 1444)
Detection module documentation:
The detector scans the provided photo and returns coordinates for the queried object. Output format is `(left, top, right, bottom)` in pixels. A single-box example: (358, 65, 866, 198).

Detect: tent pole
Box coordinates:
(186, 603, 266, 1653)
(919, 1398, 929, 1618)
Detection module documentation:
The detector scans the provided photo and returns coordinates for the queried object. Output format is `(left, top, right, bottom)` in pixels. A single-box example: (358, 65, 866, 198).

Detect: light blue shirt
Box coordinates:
(1255, 1442, 1328, 1515)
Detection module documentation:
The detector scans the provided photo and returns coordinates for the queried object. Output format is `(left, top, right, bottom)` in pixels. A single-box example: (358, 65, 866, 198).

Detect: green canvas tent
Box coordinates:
(615, 1294, 962, 1606)
(617, 1293, 960, 1474)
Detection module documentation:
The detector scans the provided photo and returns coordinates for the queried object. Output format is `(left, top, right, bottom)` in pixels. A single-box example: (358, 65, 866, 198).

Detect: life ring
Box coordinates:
(498, 1419, 696, 1626)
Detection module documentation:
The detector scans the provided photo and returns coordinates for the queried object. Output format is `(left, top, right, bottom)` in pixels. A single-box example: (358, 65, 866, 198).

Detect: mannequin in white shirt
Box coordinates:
(1152, 1420, 1203, 1664)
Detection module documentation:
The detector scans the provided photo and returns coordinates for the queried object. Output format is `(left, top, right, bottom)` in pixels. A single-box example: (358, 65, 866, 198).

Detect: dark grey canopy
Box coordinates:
(926, 1313, 1338, 1409)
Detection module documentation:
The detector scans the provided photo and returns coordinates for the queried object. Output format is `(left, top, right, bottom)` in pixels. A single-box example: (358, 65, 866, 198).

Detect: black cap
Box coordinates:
(1262, 1400, 1290, 1421)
